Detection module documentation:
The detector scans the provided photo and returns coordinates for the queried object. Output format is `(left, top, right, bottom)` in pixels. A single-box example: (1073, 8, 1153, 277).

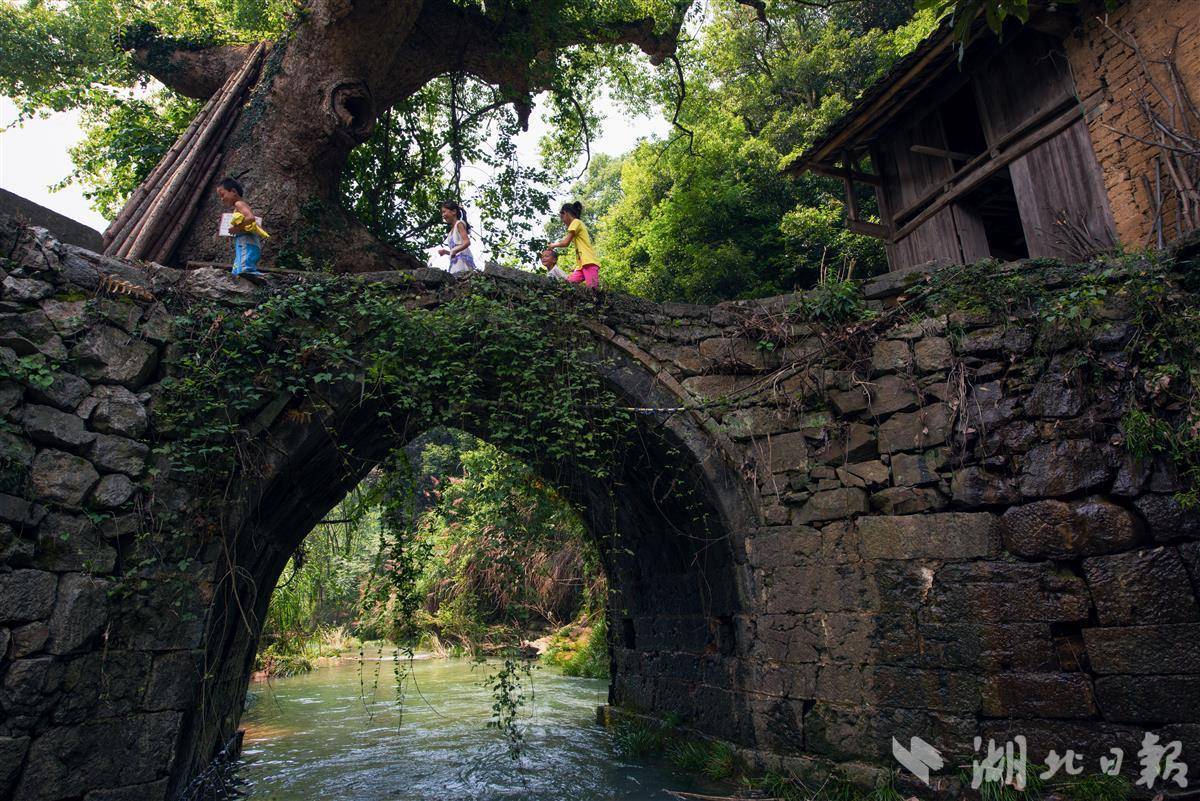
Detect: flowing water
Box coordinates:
(238, 655, 729, 800)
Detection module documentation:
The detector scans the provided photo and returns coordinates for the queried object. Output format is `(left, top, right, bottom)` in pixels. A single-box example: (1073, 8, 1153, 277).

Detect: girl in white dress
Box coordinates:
(438, 201, 477, 275)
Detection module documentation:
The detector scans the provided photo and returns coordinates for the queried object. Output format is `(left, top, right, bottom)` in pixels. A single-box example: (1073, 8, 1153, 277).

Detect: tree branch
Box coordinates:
(121, 27, 262, 100)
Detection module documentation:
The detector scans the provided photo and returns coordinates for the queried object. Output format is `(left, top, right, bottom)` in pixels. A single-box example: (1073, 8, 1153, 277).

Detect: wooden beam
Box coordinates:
(891, 100, 1091, 243)
(911, 144, 975, 162)
(841, 151, 862, 223)
(891, 94, 1086, 227)
(805, 163, 882, 186)
(800, 30, 958, 169)
(847, 219, 890, 239)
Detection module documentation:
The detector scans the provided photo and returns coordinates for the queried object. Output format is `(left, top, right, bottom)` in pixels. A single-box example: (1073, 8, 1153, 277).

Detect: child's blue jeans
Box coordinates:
(233, 234, 262, 275)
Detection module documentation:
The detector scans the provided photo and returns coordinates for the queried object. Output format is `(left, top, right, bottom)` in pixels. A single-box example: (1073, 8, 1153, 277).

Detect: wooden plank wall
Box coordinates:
(975, 31, 1116, 259)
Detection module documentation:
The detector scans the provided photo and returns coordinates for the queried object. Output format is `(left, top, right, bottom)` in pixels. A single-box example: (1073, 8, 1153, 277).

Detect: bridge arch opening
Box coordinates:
(170, 326, 759, 795)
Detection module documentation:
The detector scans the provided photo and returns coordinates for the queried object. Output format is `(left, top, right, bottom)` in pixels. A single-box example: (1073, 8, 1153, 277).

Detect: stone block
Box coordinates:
(20, 404, 96, 449)
(926, 562, 1091, 624)
(951, 467, 1020, 506)
(1133, 493, 1200, 543)
(0, 569, 57, 624)
(891, 449, 945, 487)
(2, 276, 53, 302)
(0, 493, 46, 527)
(681, 373, 761, 400)
(0, 736, 29, 797)
(837, 460, 890, 488)
(47, 573, 109, 654)
(27, 371, 90, 411)
(86, 385, 148, 438)
(1094, 676, 1200, 723)
(858, 513, 997, 561)
(1000, 497, 1144, 559)
(980, 673, 1097, 718)
(878, 404, 952, 453)
(91, 473, 135, 508)
(39, 298, 86, 336)
(13, 711, 182, 799)
(720, 406, 790, 439)
(1018, 440, 1111, 498)
(29, 449, 99, 507)
(795, 487, 868, 523)
(813, 423, 877, 465)
(873, 666, 981, 714)
(958, 325, 1033, 355)
(69, 325, 158, 388)
(698, 337, 777, 371)
(10, 621, 49, 658)
(1025, 357, 1087, 418)
(870, 486, 946, 515)
(760, 431, 810, 474)
(871, 340, 911, 374)
(1083, 547, 1200, 626)
(1084, 624, 1200, 674)
(144, 651, 203, 711)
(866, 374, 920, 416)
(830, 387, 868, 415)
(36, 512, 115, 573)
(88, 435, 148, 477)
(0, 310, 66, 359)
(913, 337, 953, 372)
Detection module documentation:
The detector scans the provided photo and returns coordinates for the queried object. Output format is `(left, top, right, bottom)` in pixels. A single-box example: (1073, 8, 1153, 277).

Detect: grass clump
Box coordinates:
(542, 615, 609, 679)
(667, 739, 738, 781)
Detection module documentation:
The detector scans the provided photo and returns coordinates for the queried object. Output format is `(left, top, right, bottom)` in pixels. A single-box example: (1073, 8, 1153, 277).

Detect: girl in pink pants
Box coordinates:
(548, 201, 600, 288)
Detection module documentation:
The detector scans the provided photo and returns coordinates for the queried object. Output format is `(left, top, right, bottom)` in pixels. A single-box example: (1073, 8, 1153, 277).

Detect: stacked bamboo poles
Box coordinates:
(103, 43, 266, 264)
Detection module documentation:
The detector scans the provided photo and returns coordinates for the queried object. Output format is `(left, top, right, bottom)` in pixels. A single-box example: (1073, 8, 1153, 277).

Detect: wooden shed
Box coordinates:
(787, 0, 1199, 271)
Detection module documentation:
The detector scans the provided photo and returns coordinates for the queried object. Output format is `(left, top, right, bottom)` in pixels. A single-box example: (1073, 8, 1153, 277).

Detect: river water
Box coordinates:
(238, 656, 726, 800)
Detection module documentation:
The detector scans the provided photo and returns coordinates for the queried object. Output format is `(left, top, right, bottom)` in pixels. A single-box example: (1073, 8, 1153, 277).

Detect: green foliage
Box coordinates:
(667, 739, 738, 781)
(542, 615, 610, 679)
(1056, 773, 1131, 801)
(800, 266, 875, 324)
(62, 93, 199, 219)
(590, 3, 936, 303)
(613, 719, 667, 757)
(0, 352, 58, 392)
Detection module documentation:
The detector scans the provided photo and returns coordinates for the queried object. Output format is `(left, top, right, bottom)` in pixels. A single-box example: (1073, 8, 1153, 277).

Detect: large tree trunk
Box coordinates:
(126, 0, 684, 273)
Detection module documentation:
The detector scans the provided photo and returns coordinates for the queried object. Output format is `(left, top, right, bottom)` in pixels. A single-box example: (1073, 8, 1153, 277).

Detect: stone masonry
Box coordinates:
(1, 214, 1199, 799)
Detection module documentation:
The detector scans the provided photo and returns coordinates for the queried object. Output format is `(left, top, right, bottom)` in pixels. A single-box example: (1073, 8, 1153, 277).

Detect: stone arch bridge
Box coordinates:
(1, 215, 1198, 800)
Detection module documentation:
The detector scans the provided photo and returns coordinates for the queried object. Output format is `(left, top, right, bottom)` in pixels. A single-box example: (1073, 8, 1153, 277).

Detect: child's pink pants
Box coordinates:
(567, 263, 600, 288)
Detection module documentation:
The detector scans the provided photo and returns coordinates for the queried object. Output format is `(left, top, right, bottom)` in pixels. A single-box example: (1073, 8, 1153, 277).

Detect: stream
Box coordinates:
(238, 655, 729, 800)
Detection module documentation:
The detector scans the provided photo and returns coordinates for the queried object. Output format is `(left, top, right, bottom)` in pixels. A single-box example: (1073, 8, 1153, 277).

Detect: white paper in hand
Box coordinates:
(219, 213, 235, 237)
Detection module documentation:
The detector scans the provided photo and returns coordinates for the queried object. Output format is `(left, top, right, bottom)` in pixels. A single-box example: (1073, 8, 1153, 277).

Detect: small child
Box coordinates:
(540, 249, 568, 280)
(215, 177, 269, 276)
(547, 201, 600, 288)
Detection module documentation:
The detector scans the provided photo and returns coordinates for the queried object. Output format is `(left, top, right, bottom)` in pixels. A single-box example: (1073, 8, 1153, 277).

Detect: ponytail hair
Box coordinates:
(440, 200, 470, 230)
(560, 201, 584, 219)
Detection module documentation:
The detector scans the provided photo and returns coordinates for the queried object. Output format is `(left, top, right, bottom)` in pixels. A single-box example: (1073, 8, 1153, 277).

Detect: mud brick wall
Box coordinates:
(1, 215, 1198, 799)
(1065, 0, 1200, 247)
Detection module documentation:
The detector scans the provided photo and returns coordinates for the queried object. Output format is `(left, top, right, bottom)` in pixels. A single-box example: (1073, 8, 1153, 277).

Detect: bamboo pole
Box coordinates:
(113, 84, 244, 259)
(117, 59, 251, 259)
(102, 82, 227, 252)
(120, 44, 264, 260)
(141, 105, 245, 261)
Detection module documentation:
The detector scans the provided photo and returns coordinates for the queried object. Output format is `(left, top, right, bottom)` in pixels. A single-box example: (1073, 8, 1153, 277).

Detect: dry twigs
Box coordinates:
(1100, 21, 1200, 243)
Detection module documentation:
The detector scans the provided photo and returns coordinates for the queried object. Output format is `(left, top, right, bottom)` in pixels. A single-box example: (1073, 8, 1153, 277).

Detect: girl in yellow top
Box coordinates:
(548, 201, 600, 288)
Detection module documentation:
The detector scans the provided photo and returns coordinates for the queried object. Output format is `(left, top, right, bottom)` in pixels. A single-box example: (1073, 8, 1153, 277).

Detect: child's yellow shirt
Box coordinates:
(568, 218, 598, 266)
